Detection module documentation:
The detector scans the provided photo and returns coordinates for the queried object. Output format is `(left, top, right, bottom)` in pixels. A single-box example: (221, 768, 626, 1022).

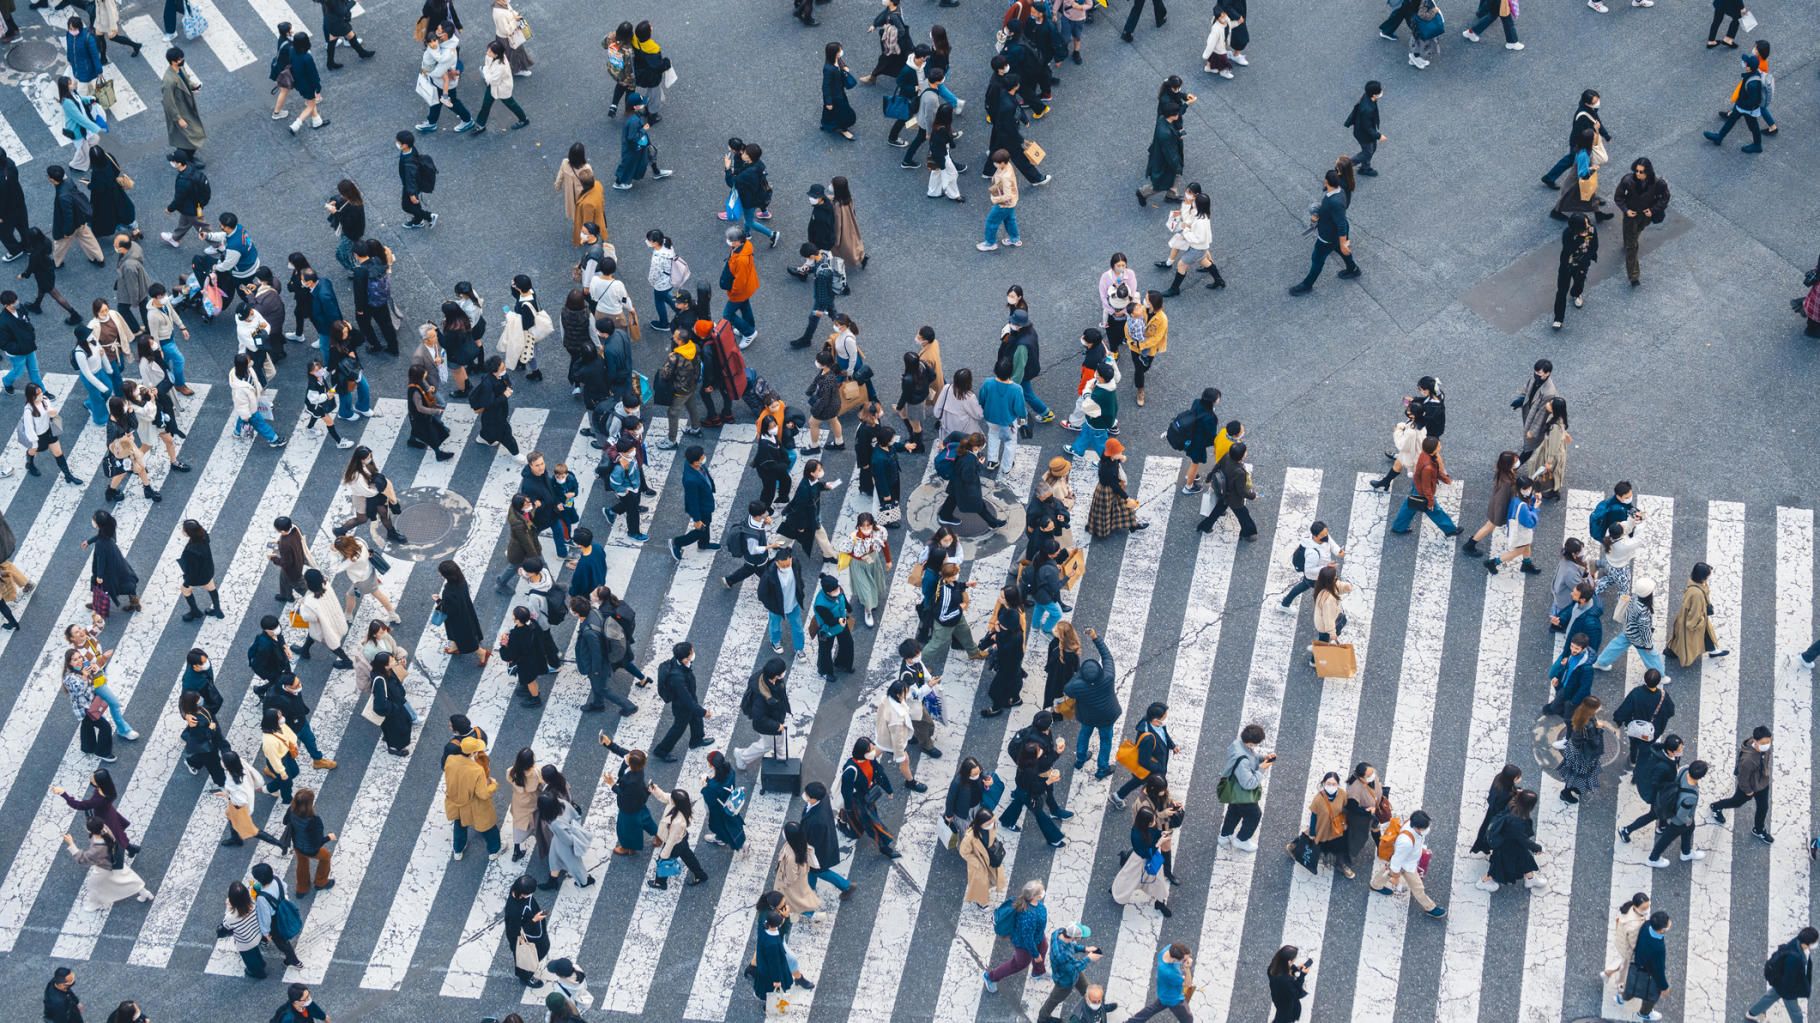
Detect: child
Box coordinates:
(1203, 8, 1234, 78)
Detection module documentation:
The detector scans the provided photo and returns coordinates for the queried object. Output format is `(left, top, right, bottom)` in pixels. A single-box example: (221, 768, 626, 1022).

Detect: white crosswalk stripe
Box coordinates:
(1, 440, 1814, 1023)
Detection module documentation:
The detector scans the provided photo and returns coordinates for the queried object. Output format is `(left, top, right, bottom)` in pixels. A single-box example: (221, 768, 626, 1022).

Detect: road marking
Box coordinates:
(1681, 500, 1743, 1022)
(1346, 482, 1461, 1023)
(438, 425, 674, 999)
(1189, 467, 1322, 1023)
(1769, 508, 1812, 956)
(128, 400, 406, 968)
(181, 0, 258, 71)
(0, 394, 217, 952)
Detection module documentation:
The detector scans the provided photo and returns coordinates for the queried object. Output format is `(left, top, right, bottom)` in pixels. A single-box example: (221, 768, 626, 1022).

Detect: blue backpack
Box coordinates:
(259, 888, 303, 941)
(993, 899, 1017, 937)
(933, 432, 965, 481)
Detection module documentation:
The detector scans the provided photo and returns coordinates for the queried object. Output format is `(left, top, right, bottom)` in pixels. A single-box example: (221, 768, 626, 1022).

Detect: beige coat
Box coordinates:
(1603, 904, 1648, 975)
(1520, 420, 1569, 495)
(443, 754, 500, 831)
(1665, 580, 1718, 667)
(958, 823, 1005, 907)
(554, 161, 592, 227)
(1313, 581, 1352, 637)
(298, 586, 349, 650)
(508, 763, 542, 834)
(874, 692, 914, 758)
(1307, 789, 1346, 844)
(833, 201, 866, 267)
(773, 844, 821, 916)
(654, 789, 690, 857)
(918, 339, 944, 403)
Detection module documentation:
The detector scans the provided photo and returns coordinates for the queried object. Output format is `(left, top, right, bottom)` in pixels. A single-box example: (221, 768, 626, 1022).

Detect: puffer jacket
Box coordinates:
(1062, 635, 1119, 726)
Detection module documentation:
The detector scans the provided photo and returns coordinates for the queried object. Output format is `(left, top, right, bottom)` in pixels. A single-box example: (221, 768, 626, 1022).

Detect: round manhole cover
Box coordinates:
(6, 43, 61, 74)
(363, 487, 474, 565)
(903, 477, 1026, 561)
(1531, 715, 1625, 780)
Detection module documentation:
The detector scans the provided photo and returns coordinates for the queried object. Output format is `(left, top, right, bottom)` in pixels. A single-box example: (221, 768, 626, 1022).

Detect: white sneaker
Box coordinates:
(1638, 1013, 1663, 1022)
(159, 231, 181, 248)
(121, 729, 140, 742)
(1679, 849, 1705, 861)
(1587, 0, 1608, 11)
(452, 849, 465, 861)
(1217, 69, 1234, 79)
(1230, 52, 1249, 65)
(737, 333, 754, 350)
(1631, 0, 1653, 6)
(1217, 835, 1232, 847)
(336, 438, 355, 449)
(977, 242, 1000, 252)
(1408, 53, 1429, 69)
(1234, 837, 1258, 852)
(1505, 41, 1525, 50)
(1475, 878, 1499, 892)
(1523, 875, 1547, 890)
(1462, 28, 1481, 41)
(1645, 857, 1669, 868)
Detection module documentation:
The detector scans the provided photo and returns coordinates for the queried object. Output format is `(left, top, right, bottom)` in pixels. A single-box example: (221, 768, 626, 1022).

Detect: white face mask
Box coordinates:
(1323, 785, 1339, 796)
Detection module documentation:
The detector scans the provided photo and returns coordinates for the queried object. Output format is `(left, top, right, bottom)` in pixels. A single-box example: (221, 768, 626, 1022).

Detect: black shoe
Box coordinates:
(1337, 267, 1363, 280)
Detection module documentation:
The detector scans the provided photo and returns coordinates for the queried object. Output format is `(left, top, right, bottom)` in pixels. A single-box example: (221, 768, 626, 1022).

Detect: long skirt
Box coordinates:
(1109, 849, 1168, 907)
(848, 551, 887, 612)
(1087, 485, 1138, 538)
(496, 37, 534, 73)
(616, 806, 657, 851)
(85, 865, 149, 907)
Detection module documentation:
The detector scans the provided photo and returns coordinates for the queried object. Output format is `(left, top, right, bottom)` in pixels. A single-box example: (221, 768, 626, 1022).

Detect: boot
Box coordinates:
(207, 589, 225, 619)
(182, 593, 204, 622)
(143, 484, 161, 502)
(1205, 263, 1227, 289)
(1367, 470, 1397, 491)
(1460, 538, 1481, 556)
(23, 453, 38, 477)
(1161, 271, 1185, 298)
(351, 35, 375, 58)
(324, 38, 342, 69)
(55, 454, 80, 484)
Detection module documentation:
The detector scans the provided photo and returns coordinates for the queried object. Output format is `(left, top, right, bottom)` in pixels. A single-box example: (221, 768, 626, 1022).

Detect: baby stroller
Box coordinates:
(171, 253, 227, 324)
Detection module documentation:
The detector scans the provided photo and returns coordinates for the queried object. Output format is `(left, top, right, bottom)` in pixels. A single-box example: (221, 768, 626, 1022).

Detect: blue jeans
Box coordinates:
(238, 410, 279, 444)
(2, 351, 42, 391)
(1747, 993, 1803, 1023)
(808, 866, 851, 893)
(768, 607, 805, 652)
(1281, 576, 1315, 607)
(1468, 12, 1518, 41)
(1032, 601, 1062, 635)
(81, 376, 109, 426)
(94, 682, 133, 735)
(337, 375, 372, 419)
(1541, 150, 1575, 186)
(1391, 495, 1456, 535)
(651, 287, 676, 329)
(936, 83, 960, 108)
(160, 341, 187, 387)
(451, 821, 502, 856)
(1075, 722, 1114, 773)
(984, 205, 1020, 245)
(1069, 423, 1108, 458)
(740, 208, 777, 241)
(544, 522, 569, 559)
(722, 299, 755, 339)
(292, 718, 325, 761)
(1021, 379, 1048, 417)
(1593, 633, 1666, 674)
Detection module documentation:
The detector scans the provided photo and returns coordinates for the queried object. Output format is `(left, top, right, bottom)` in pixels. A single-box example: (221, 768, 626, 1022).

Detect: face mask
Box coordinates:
(1323, 785, 1339, 796)
(196, 661, 209, 673)
(1759, 741, 1772, 752)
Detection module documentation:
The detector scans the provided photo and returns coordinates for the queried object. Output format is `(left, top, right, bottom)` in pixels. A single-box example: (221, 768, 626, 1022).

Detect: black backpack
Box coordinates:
(1165, 407, 1197, 451)
(1290, 543, 1307, 573)
(415, 152, 438, 193)
(536, 582, 568, 626)
(191, 170, 212, 207)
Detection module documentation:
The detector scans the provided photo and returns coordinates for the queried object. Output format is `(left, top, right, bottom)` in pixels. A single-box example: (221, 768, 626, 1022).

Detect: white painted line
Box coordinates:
(51, 409, 327, 959)
(0, 400, 235, 952)
(439, 426, 674, 999)
(789, 451, 1040, 1022)
(0, 109, 32, 165)
(128, 399, 407, 968)
(241, 0, 307, 35)
(1347, 482, 1462, 1023)
(926, 455, 1099, 1023)
(1190, 467, 1323, 1023)
(1769, 508, 1812, 956)
(22, 75, 73, 147)
(1102, 470, 1241, 1011)
(1274, 475, 1391, 1012)
(1681, 500, 1743, 1022)
(1017, 457, 1181, 1020)
(531, 435, 757, 986)
(1584, 493, 1672, 1022)
(1431, 487, 1534, 1023)
(597, 467, 865, 1015)
(122, 17, 173, 81)
(183, 0, 258, 71)
(203, 409, 482, 978)
(0, 390, 200, 937)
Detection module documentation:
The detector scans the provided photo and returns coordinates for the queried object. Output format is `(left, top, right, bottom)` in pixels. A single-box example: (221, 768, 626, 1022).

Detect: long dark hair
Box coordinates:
(1268, 945, 1301, 976)
(510, 747, 535, 788)
(1490, 763, 1522, 800)
(783, 820, 810, 865)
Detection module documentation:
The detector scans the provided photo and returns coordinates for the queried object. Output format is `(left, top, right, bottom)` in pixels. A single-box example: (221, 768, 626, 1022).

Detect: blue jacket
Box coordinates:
(308, 278, 343, 332)
(1632, 926, 1668, 991)
(979, 377, 1027, 427)
(569, 544, 606, 598)
(1154, 953, 1186, 1006)
(65, 30, 103, 83)
(683, 463, 715, 523)
(216, 223, 259, 276)
(1549, 647, 1596, 716)
(289, 51, 322, 99)
(1048, 930, 1092, 988)
(1010, 902, 1047, 954)
(1313, 189, 1350, 245)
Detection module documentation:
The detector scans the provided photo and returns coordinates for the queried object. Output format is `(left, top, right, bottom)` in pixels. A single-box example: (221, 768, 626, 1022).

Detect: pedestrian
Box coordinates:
(862, 0, 909, 83)
(1708, 725, 1773, 843)
(1196, 441, 1259, 537)
(318, 0, 370, 67)
(1645, 762, 1702, 864)
(979, 149, 1024, 252)
(1120, 0, 1166, 42)
(1126, 943, 1195, 1022)
(719, 226, 760, 348)
(1611, 158, 1669, 286)
(1138, 105, 1186, 209)
(416, 21, 476, 133)
(218, 880, 267, 977)
(1214, 724, 1273, 849)
(43, 966, 83, 1023)
(1543, 633, 1595, 721)
(1476, 787, 1545, 891)
(1267, 946, 1308, 1022)
(1612, 668, 1673, 765)
(723, 143, 778, 246)
(1160, 193, 1223, 297)
(822, 42, 858, 139)
(1369, 808, 1446, 917)
(504, 874, 548, 986)
(650, 787, 710, 889)
(1557, 696, 1605, 803)
(1345, 81, 1386, 177)
(1620, 911, 1673, 1021)
(981, 879, 1048, 993)
(1594, 575, 1668, 676)
(1461, 0, 1522, 49)
(1745, 927, 1815, 1022)
(161, 47, 206, 164)
(62, 810, 151, 912)
(1617, 735, 1682, 844)
(45, 165, 104, 271)
(392, 131, 437, 230)
(1705, 0, 1746, 48)
(0, 153, 24, 263)
(629, 21, 671, 121)
(1384, 436, 1458, 536)
(700, 749, 747, 850)
(1112, 804, 1174, 915)
(1602, 893, 1651, 988)
(1548, 213, 1599, 330)
(443, 735, 503, 860)
(248, 862, 304, 968)
(1288, 169, 1360, 294)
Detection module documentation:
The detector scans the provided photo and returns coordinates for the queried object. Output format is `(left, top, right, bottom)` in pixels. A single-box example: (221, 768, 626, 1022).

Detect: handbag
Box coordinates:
(654, 855, 683, 879)
(514, 935, 543, 976)
(93, 77, 117, 110)
(289, 609, 308, 630)
(1114, 738, 1145, 778)
(361, 687, 385, 726)
(1576, 169, 1600, 203)
(85, 692, 106, 720)
(1053, 696, 1077, 720)
(430, 608, 447, 627)
(414, 73, 439, 106)
(368, 547, 392, 574)
(412, 16, 429, 42)
(883, 93, 912, 121)
(116, 171, 134, 191)
(182, 2, 208, 39)
(660, 66, 678, 90)
(90, 583, 111, 619)
(517, 14, 532, 40)
(1289, 831, 1321, 874)
(1023, 139, 1046, 166)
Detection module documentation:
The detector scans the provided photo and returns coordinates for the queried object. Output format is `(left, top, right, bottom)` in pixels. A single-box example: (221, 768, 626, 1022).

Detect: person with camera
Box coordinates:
(1267, 946, 1311, 1022)
(1036, 922, 1107, 1023)
(1216, 723, 1274, 850)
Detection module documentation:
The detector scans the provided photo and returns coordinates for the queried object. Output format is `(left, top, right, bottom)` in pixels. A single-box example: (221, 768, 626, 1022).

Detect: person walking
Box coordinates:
(318, 0, 372, 67)
(1705, 0, 1746, 48)
(1611, 666, 1673, 764)
(1620, 911, 1673, 1021)
(1550, 213, 1599, 330)
(1344, 81, 1386, 177)
(62, 814, 151, 909)
(1594, 575, 1667, 676)
(1708, 725, 1773, 844)
(416, 21, 476, 133)
(1476, 787, 1545, 891)
(1745, 927, 1815, 1023)
(503, 874, 549, 986)
(1612, 158, 1669, 286)
(1137, 107, 1185, 207)
(1617, 735, 1682, 845)
(1462, 0, 1522, 49)
(1215, 724, 1273, 849)
(649, 787, 710, 889)
(1370, 809, 1446, 917)
(1126, 943, 1195, 1022)
(982, 880, 1048, 993)
(444, 735, 503, 860)
(218, 881, 267, 977)
(1645, 760, 1708, 869)
(279, 786, 336, 894)
(980, 149, 1022, 252)
(1557, 696, 1605, 803)
(1289, 169, 1359, 294)
(160, 47, 206, 164)
(394, 132, 436, 229)
(1160, 193, 1222, 296)
(43, 967, 84, 1023)
(248, 862, 303, 968)
(1196, 441, 1259, 537)
(1665, 561, 1727, 665)
(1704, 51, 1766, 153)
(1111, 805, 1174, 915)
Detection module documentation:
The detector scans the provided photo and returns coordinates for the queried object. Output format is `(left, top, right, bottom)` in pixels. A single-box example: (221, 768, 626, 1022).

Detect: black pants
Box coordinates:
(654, 836, 708, 885)
(1707, 9, 1740, 41)
(1552, 265, 1588, 322)
(1623, 806, 1660, 835)
(817, 628, 854, 677)
(1219, 801, 1261, 840)
(899, 126, 928, 162)
(0, 217, 25, 258)
(1355, 138, 1378, 172)
(757, 464, 792, 507)
(1297, 239, 1359, 289)
(1648, 822, 1694, 860)
(611, 491, 643, 534)
(187, 747, 226, 786)
(400, 194, 433, 226)
(725, 558, 767, 588)
(1710, 785, 1770, 831)
(1714, 107, 1762, 146)
(79, 714, 114, 758)
(674, 516, 714, 550)
(476, 90, 528, 127)
(355, 307, 399, 353)
(587, 668, 637, 713)
(1123, 0, 1167, 34)
(1200, 497, 1258, 537)
(652, 708, 705, 757)
(1380, 0, 1420, 35)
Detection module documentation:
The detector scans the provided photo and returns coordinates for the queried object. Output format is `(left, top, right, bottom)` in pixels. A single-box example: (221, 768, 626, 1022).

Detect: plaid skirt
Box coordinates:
(1087, 485, 1137, 538)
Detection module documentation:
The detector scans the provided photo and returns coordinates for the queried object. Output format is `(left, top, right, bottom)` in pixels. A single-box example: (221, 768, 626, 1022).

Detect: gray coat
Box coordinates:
(0, 508, 14, 563)
(1519, 374, 1558, 452)
(113, 242, 149, 310)
(161, 65, 206, 149)
(1225, 739, 1265, 791)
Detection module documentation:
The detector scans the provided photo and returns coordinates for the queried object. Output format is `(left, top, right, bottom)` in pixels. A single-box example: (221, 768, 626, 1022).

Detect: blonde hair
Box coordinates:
(1014, 880, 1045, 911)
(1052, 620, 1081, 654)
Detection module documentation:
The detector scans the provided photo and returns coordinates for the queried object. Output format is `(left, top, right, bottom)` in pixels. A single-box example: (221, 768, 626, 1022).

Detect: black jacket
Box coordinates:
(806, 202, 836, 251)
(169, 166, 208, 217)
(779, 479, 830, 541)
(756, 560, 805, 617)
(741, 671, 790, 735)
(801, 799, 841, 865)
(1312, 189, 1350, 244)
(657, 657, 703, 719)
(1558, 225, 1598, 272)
(1768, 938, 1814, 999)
(263, 685, 313, 728)
(728, 158, 772, 212)
(1345, 96, 1381, 145)
(1613, 172, 1670, 220)
(397, 150, 425, 198)
(1631, 745, 1678, 802)
(0, 155, 26, 226)
(43, 981, 83, 1023)
(178, 538, 215, 587)
(1146, 116, 1184, 189)
(51, 179, 90, 239)
(318, 0, 355, 36)
(0, 307, 34, 356)
(247, 632, 292, 686)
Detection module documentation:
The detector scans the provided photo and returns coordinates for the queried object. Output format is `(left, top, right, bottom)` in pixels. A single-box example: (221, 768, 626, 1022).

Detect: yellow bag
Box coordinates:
(1053, 697, 1077, 720)
(289, 610, 308, 630)
(1576, 169, 1599, 203)
(836, 553, 852, 571)
(1115, 738, 1146, 778)
(517, 14, 532, 40)
(1023, 139, 1046, 166)
(412, 16, 428, 42)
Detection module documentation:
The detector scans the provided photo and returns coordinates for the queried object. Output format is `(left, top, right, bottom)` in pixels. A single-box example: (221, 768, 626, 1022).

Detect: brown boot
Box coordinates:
(312, 758, 337, 770)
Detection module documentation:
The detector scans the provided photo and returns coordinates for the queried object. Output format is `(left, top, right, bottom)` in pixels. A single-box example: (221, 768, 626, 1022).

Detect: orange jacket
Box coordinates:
(724, 240, 759, 302)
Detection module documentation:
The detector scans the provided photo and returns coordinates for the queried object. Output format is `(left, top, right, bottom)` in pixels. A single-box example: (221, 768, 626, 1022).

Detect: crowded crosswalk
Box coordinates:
(0, 0, 366, 167)
(0, 379, 1810, 1022)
